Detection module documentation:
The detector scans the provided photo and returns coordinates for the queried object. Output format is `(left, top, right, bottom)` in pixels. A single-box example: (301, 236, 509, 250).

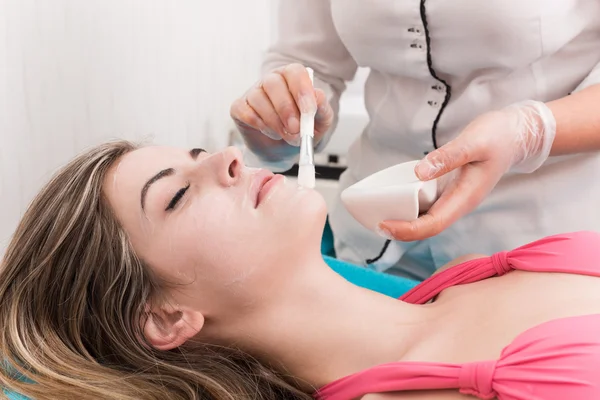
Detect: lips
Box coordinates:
(254, 170, 275, 208)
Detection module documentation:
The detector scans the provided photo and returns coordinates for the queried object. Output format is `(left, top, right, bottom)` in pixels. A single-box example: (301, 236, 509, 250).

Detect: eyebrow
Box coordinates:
(139, 148, 206, 210)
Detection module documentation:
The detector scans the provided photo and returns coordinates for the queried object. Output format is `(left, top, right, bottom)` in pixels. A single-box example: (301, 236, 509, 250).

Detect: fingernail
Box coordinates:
(415, 160, 438, 180)
(298, 94, 317, 114)
(261, 128, 282, 141)
(315, 104, 329, 121)
(415, 161, 428, 180)
(375, 225, 394, 240)
(285, 134, 301, 147)
(287, 117, 299, 134)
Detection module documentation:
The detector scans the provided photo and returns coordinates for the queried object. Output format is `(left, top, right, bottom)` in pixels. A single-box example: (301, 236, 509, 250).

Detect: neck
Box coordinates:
(204, 256, 435, 391)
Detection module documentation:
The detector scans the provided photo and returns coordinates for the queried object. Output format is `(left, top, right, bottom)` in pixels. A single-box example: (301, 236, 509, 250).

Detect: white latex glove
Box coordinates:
(379, 100, 557, 241)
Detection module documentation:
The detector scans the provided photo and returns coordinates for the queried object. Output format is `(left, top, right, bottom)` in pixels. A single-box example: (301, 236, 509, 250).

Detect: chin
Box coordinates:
(268, 188, 325, 238)
(295, 191, 328, 239)
(313, 193, 328, 221)
(298, 188, 327, 218)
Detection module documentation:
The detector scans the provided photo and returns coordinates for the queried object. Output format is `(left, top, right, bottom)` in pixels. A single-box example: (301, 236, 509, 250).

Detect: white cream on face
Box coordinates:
(105, 145, 328, 316)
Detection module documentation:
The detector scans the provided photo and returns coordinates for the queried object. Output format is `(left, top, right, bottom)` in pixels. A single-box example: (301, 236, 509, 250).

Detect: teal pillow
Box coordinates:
(3, 389, 28, 400)
(324, 255, 418, 298)
(321, 218, 418, 297)
(320, 218, 336, 257)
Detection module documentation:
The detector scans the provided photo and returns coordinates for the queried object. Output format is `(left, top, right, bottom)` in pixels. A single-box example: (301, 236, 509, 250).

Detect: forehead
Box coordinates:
(108, 146, 181, 187)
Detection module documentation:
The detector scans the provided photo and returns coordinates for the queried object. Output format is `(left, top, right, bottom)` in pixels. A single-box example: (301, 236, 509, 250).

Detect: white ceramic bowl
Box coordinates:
(340, 160, 438, 233)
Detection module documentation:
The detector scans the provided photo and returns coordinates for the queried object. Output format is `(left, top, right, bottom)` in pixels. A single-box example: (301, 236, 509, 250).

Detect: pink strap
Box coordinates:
(315, 314, 600, 400)
(400, 231, 600, 304)
(458, 361, 497, 399)
(314, 361, 500, 399)
(315, 231, 600, 400)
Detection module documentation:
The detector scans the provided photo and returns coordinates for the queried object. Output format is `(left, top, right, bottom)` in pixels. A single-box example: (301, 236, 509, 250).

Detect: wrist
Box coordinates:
(505, 100, 557, 173)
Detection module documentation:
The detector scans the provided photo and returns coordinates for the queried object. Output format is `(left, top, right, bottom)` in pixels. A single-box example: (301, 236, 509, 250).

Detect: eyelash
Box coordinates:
(165, 182, 190, 211)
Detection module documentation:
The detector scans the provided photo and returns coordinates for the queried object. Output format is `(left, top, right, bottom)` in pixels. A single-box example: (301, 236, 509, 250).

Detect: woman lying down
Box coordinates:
(1, 141, 600, 400)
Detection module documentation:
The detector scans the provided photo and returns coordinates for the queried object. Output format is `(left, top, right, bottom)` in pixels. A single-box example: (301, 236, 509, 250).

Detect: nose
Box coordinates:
(214, 146, 244, 187)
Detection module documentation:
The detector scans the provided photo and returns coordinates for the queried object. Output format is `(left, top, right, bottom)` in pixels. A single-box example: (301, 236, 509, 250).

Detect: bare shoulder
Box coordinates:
(361, 390, 474, 399)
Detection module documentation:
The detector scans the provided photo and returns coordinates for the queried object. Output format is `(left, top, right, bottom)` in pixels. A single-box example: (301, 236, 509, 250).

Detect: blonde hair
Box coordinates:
(0, 140, 310, 399)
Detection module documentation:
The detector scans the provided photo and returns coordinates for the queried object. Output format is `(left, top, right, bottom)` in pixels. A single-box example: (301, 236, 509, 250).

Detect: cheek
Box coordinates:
(187, 193, 248, 249)
(176, 194, 265, 280)
(153, 187, 328, 287)
(143, 194, 242, 277)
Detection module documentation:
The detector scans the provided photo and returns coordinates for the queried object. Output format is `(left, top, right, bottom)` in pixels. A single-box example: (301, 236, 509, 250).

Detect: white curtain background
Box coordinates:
(0, 0, 275, 254)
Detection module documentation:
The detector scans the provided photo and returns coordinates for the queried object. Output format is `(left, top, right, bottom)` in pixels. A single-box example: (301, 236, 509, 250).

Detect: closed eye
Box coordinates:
(165, 183, 190, 211)
(163, 148, 204, 211)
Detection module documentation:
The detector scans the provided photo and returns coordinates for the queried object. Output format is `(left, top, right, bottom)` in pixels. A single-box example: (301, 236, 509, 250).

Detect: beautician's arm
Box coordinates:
(547, 84, 600, 155)
(380, 83, 600, 242)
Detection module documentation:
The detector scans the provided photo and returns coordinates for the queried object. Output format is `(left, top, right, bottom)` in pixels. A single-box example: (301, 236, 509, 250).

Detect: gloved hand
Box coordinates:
(230, 63, 334, 170)
(379, 100, 557, 241)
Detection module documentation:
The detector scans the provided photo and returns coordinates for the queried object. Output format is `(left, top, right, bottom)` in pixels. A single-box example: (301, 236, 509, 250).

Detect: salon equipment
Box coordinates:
(340, 160, 438, 233)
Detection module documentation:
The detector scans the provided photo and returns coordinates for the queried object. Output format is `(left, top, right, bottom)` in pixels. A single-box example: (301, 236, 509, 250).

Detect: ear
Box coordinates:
(143, 302, 204, 351)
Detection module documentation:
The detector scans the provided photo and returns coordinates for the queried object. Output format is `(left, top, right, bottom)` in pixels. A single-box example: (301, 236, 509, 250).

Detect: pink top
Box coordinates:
(315, 231, 600, 400)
